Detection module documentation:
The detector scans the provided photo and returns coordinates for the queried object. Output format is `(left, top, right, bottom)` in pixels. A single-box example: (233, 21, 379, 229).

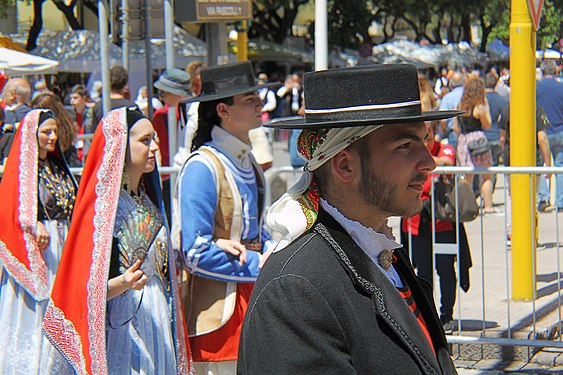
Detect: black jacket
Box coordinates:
(238, 208, 457, 374)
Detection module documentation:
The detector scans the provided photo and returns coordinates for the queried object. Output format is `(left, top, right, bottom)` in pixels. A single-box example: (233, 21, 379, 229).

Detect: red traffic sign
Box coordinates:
(527, 0, 544, 31)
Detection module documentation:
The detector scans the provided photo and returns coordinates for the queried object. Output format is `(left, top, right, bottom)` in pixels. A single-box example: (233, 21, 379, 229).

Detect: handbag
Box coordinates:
(434, 175, 479, 222)
(466, 137, 490, 158)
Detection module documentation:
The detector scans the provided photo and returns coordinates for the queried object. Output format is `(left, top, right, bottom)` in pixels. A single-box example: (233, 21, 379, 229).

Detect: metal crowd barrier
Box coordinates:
(424, 166, 562, 353)
(4, 161, 563, 355)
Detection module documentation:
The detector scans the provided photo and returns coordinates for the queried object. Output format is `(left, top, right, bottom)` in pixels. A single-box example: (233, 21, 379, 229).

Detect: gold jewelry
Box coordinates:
(38, 160, 76, 218)
(378, 249, 394, 271)
(121, 170, 143, 205)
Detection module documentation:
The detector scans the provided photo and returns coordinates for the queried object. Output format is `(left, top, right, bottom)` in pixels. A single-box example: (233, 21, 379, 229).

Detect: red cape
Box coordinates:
(43, 108, 191, 374)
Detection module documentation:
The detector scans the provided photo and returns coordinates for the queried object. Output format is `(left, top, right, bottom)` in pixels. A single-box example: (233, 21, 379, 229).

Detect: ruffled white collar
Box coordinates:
(320, 199, 403, 288)
(210, 126, 253, 169)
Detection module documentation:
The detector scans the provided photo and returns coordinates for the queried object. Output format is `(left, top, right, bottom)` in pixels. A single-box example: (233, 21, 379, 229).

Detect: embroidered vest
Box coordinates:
(181, 146, 264, 337)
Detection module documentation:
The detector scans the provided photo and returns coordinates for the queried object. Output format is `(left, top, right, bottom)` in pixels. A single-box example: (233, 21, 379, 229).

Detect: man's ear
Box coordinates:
(330, 149, 359, 185)
(216, 102, 229, 121)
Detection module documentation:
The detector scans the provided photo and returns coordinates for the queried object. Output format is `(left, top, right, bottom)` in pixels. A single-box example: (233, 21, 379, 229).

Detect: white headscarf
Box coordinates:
(267, 125, 382, 249)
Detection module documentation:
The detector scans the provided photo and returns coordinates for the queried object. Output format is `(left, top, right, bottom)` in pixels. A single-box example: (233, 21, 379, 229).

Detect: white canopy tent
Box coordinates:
(536, 49, 562, 59)
(0, 47, 59, 75)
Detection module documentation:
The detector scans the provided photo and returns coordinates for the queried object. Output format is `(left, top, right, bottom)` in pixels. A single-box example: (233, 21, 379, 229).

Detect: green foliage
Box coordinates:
(250, 0, 310, 44)
(483, 0, 561, 49)
(537, 0, 561, 49)
(0, 0, 15, 18)
(327, 0, 373, 49)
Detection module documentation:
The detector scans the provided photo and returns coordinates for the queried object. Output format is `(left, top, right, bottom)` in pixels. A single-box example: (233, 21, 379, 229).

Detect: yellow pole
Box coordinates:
(237, 21, 248, 61)
(510, 0, 536, 300)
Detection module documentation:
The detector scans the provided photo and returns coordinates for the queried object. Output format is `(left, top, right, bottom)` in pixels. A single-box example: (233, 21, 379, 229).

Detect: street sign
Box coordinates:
(526, 0, 544, 31)
(175, 0, 252, 23)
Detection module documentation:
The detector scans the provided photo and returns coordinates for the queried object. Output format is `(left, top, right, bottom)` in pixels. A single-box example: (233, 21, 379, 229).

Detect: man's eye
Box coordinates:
(398, 142, 411, 149)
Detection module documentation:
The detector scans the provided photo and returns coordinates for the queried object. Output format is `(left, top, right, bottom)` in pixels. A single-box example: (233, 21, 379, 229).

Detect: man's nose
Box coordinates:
(419, 148, 436, 172)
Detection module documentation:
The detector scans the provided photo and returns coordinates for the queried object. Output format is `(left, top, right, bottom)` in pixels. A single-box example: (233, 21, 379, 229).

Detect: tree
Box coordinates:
(537, 0, 561, 49)
(481, 0, 560, 51)
(480, 0, 510, 52)
(52, 0, 84, 30)
(26, 0, 46, 51)
(25, 0, 92, 51)
(327, 0, 373, 49)
(372, 0, 477, 44)
(0, 0, 15, 18)
(249, 0, 310, 44)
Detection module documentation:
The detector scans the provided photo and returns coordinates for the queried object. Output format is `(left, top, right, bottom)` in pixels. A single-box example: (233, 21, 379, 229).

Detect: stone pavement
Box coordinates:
(271, 141, 563, 373)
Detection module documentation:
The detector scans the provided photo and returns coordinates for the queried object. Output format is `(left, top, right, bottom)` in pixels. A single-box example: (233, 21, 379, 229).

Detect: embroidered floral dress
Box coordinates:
(0, 111, 76, 374)
(42, 108, 191, 375)
(106, 189, 178, 374)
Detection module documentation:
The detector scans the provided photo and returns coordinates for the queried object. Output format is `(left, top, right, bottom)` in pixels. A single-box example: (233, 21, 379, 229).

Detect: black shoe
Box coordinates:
(440, 315, 455, 332)
(442, 320, 456, 332)
(538, 201, 550, 212)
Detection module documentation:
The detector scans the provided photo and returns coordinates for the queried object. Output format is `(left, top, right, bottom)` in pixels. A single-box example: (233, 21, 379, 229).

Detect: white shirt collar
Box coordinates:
(320, 198, 404, 288)
(210, 126, 253, 169)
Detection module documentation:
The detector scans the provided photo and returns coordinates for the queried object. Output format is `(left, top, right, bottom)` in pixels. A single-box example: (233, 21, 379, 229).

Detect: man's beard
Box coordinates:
(358, 159, 425, 218)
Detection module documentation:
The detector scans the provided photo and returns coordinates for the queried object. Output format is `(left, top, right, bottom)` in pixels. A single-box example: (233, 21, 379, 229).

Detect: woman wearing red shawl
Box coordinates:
(0, 109, 77, 373)
(43, 107, 192, 374)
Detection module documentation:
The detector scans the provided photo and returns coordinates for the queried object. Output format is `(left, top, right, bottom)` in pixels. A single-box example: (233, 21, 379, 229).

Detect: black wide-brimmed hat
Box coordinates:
(266, 64, 463, 129)
(181, 61, 276, 104)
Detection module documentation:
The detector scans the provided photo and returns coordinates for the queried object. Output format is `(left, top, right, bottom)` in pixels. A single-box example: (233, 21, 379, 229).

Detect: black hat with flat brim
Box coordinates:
(265, 64, 464, 129)
(181, 61, 277, 104)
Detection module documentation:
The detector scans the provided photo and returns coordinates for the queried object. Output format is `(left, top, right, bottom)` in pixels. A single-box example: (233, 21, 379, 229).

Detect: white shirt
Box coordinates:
(320, 199, 404, 288)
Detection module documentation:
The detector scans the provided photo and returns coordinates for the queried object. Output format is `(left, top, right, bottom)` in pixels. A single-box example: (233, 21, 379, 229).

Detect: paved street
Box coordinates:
(271, 140, 563, 373)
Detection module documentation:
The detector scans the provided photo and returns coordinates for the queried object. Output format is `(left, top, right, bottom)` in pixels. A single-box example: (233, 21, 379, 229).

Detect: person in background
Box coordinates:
(401, 120, 472, 332)
(483, 73, 508, 170)
(90, 80, 103, 102)
(152, 68, 192, 222)
(0, 106, 13, 166)
(500, 106, 552, 244)
(0, 110, 77, 374)
(0, 72, 7, 101)
(275, 74, 301, 118)
(438, 72, 465, 148)
(496, 68, 511, 97)
(69, 84, 93, 161)
(176, 61, 275, 375)
(454, 76, 494, 213)
(31, 93, 80, 167)
(288, 96, 306, 169)
(43, 107, 192, 374)
(32, 80, 50, 100)
(537, 60, 563, 212)
(288, 129, 305, 169)
(434, 67, 450, 98)
(92, 66, 136, 129)
(257, 73, 277, 122)
(3, 78, 31, 131)
(174, 60, 204, 166)
(419, 74, 437, 112)
(186, 61, 203, 97)
(135, 85, 163, 117)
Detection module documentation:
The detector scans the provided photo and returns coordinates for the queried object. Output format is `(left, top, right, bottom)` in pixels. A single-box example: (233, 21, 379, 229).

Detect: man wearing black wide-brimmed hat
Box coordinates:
(174, 61, 277, 374)
(238, 64, 462, 374)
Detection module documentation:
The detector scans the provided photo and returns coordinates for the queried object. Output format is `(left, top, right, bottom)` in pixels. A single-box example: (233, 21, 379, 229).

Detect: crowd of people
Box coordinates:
(0, 59, 560, 374)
